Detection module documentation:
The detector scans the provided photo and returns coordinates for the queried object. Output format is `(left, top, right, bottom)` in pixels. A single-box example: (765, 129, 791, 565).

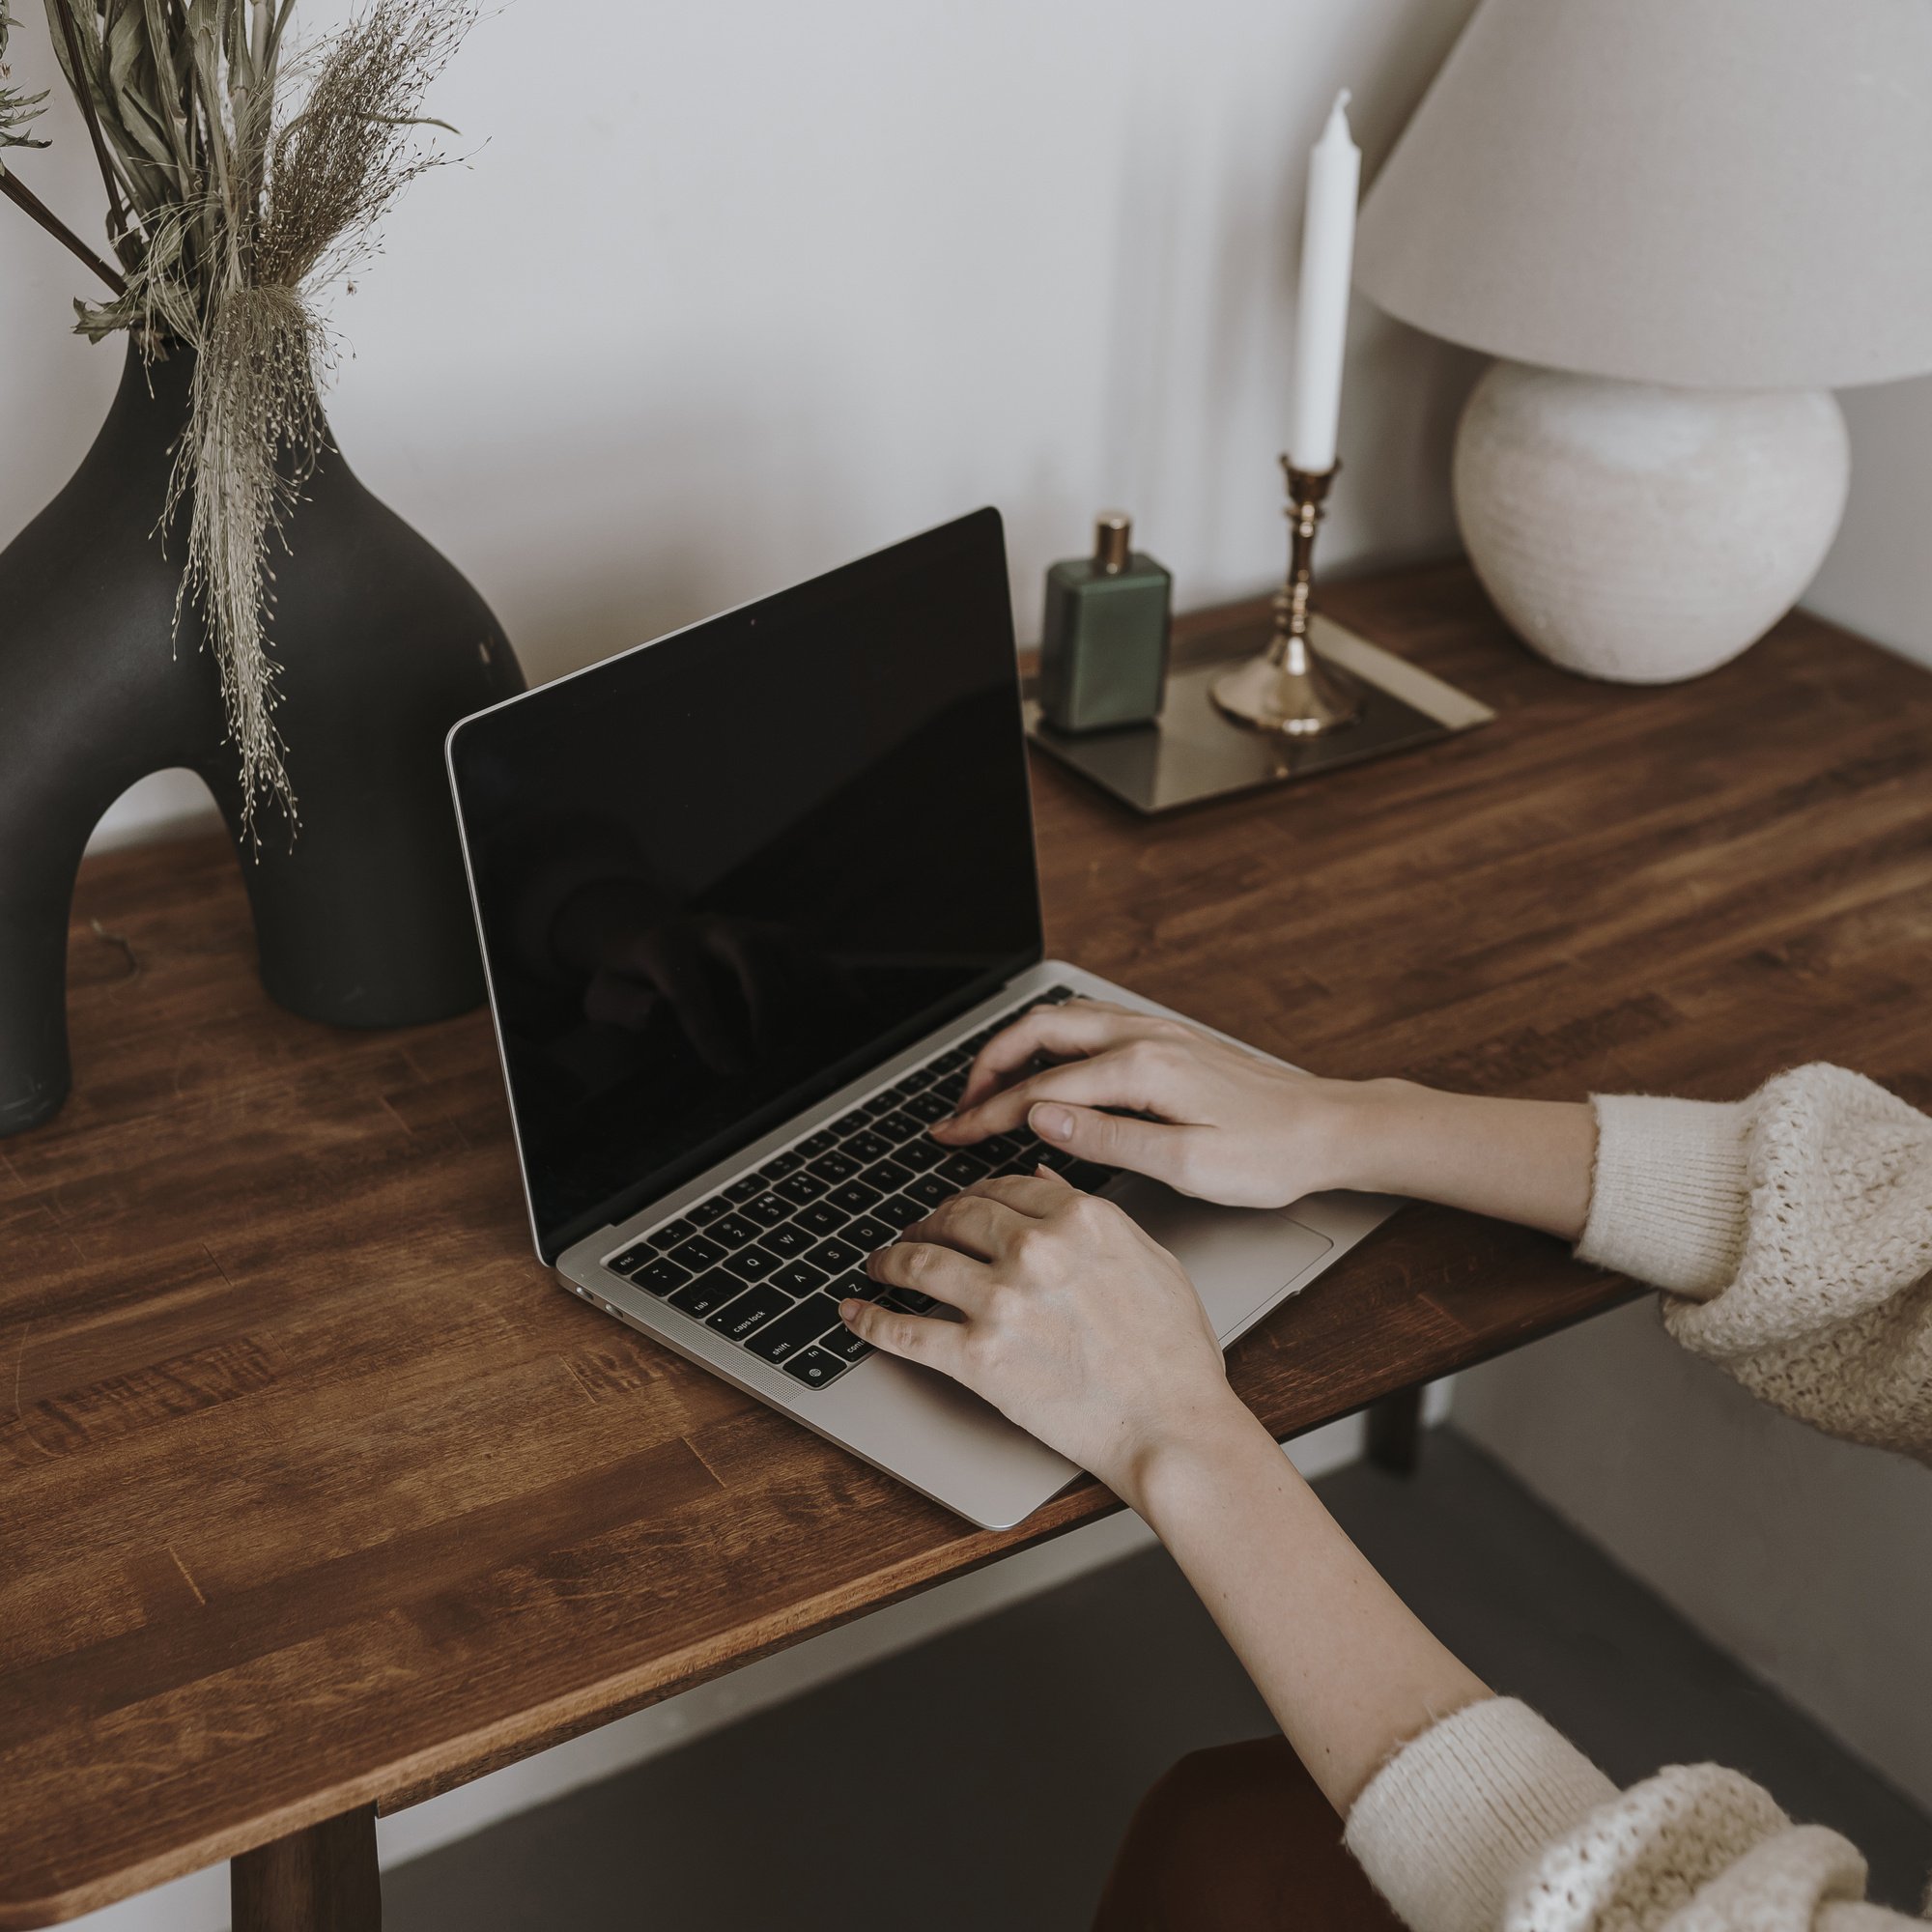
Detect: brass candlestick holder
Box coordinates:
(1210, 458, 1361, 736)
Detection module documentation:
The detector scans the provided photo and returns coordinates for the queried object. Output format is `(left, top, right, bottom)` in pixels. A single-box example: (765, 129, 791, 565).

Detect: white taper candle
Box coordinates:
(1287, 90, 1361, 474)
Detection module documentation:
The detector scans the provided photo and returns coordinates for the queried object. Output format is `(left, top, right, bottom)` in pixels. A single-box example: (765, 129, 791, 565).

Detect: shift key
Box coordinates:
(744, 1293, 844, 1365)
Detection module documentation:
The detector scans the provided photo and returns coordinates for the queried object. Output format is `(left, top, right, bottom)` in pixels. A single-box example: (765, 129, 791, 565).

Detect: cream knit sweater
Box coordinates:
(1344, 1063, 1932, 1932)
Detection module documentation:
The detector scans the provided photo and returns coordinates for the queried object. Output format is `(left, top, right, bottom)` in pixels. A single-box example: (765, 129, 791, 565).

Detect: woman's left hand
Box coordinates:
(840, 1169, 1246, 1504)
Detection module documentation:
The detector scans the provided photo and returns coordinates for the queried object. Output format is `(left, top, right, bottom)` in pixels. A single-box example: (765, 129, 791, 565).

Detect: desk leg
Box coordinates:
(231, 1805, 381, 1932)
(1366, 1388, 1423, 1475)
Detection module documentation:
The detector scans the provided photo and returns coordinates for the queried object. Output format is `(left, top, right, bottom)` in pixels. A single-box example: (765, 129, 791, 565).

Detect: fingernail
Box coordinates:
(1032, 1102, 1073, 1142)
(838, 1299, 859, 1321)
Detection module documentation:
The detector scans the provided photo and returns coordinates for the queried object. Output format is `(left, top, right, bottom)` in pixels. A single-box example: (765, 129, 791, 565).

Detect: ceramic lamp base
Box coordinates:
(1452, 360, 1851, 684)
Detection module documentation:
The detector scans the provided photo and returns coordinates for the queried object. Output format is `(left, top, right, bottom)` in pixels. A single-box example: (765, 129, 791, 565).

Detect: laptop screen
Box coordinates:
(449, 508, 1044, 1262)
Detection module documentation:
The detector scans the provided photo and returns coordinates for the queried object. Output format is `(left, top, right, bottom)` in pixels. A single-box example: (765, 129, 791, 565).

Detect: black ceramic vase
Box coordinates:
(0, 343, 526, 1136)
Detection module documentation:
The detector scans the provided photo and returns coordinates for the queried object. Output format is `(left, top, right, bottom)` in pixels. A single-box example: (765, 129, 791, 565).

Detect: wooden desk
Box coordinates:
(5, 561, 1930, 1928)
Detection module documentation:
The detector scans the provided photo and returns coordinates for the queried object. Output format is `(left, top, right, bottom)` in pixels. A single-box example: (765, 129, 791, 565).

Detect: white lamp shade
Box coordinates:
(1354, 0, 1932, 390)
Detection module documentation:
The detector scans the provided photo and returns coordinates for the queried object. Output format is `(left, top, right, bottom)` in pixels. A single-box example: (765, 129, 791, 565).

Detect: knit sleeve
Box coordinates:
(1345, 1699, 1921, 1932)
(1583, 1065, 1932, 1460)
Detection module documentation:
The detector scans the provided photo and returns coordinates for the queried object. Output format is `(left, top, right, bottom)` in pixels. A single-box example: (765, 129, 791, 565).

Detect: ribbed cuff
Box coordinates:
(1577, 1094, 1751, 1297)
(1345, 1699, 1617, 1932)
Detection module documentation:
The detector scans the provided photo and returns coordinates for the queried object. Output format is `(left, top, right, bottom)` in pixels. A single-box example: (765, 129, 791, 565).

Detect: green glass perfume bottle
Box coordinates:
(1037, 512, 1173, 734)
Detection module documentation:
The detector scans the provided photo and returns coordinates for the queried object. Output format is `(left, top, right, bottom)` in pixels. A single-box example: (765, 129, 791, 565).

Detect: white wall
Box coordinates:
(1807, 375, 1932, 668)
(2, 3, 1476, 1924)
(1, 0, 1484, 852)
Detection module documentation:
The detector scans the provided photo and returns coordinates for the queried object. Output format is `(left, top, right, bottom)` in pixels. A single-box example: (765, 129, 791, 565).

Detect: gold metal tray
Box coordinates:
(1025, 611, 1493, 815)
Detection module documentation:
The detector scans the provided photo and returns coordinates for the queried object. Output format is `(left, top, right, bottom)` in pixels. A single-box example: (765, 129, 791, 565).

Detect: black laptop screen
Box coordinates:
(449, 509, 1044, 1262)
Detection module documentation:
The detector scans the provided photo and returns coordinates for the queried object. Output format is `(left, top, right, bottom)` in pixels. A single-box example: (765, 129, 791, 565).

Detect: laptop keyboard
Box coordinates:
(599, 985, 1117, 1391)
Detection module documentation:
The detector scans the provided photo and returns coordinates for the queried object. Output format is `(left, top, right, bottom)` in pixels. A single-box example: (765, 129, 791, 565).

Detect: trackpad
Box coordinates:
(1113, 1178, 1334, 1342)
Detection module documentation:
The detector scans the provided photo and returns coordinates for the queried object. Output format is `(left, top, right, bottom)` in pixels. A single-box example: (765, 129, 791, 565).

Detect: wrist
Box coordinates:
(1308, 1076, 1451, 1196)
(1119, 1397, 1291, 1527)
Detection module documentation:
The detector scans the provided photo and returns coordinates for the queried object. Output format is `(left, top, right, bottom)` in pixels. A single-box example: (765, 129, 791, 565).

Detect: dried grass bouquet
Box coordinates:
(0, 0, 475, 836)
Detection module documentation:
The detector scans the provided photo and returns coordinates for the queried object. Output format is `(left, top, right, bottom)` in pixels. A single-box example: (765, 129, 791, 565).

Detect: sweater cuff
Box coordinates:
(1345, 1698, 1617, 1932)
(1577, 1094, 1751, 1297)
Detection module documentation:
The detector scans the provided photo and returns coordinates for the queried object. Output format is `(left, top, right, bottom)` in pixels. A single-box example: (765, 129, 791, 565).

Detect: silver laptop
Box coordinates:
(446, 508, 1397, 1530)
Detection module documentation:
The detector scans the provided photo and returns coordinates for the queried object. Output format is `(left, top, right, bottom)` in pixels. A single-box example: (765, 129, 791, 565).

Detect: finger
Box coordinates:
(953, 1171, 1067, 1217)
(838, 1294, 964, 1375)
(867, 1236, 993, 1315)
(1029, 1101, 1208, 1190)
(911, 1190, 1033, 1262)
(941, 1046, 1162, 1143)
(952, 1000, 1166, 1113)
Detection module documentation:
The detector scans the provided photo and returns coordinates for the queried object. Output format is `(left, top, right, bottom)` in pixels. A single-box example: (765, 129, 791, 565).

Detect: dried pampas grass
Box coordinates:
(14, 0, 476, 840)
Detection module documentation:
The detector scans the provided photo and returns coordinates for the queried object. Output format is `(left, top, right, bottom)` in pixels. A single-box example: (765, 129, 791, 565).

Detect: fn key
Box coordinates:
(781, 1346, 849, 1390)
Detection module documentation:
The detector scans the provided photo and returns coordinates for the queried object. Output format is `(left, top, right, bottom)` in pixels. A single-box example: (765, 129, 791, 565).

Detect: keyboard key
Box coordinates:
(905, 1091, 952, 1124)
(842, 1129, 892, 1165)
(669, 1268, 744, 1318)
(860, 1158, 915, 1193)
(896, 1065, 937, 1093)
(764, 1222, 812, 1259)
(794, 1199, 848, 1236)
(774, 1171, 828, 1206)
(832, 1110, 870, 1136)
(759, 1151, 803, 1180)
(649, 1217, 697, 1248)
(805, 1236, 864, 1274)
(635, 1255, 693, 1293)
(746, 1292, 845, 1365)
(798, 1129, 838, 1158)
(781, 1346, 850, 1389)
(772, 1260, 829, 1297)
(829, 1268, 885, 1303)
(710, 1212, 759, 1249)
(896, 1138, 947, 1172)
(874, 1110, 921, 1143)
(724, 1175, 766, 1205)
(1037, 1146, 1079, 1175)
(668, 1235, 726, 1272)
(937, 1152, 989, 1186)
(884, 1288, 936, 1314)
(904, 1173, 957, 1209)
(1064, 1159, 1117, 1193)
(862, 1093, 900, 1120)
(977, 1132, 1024, 1165)
(932, 1047, 968, 1073)
(724, 1244, 781, 1283)
(872, 1194, 924, 1231)
(607, 1242, 653, 1276)
(690, 1198, 728, 1226)
(841, 1214, 895, 1252)
(828, 1179, 883, 1216)
(740, 1192, 791, 1228)
(809, 1149, 861, 1183)
(930, 1070, 968, 1104)
(706, 1280, 792, 1340)
(821, 1322, 873, 1364)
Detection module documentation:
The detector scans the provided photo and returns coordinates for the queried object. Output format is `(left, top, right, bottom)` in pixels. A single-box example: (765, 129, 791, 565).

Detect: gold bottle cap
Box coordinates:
(1094, 512, 1132, 575)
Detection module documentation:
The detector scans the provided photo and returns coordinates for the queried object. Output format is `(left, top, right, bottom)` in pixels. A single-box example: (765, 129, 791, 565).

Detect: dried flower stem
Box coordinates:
(0, 164, 123, 290)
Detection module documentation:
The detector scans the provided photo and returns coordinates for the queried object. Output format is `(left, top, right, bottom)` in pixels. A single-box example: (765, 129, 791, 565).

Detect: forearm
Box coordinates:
(1126, 1405, 1491, 1817)
(1322, 1080, 1596, 1242)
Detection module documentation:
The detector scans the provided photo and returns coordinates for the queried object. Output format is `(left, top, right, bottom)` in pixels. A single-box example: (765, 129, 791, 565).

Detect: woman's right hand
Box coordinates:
(934, 996, 1600, 1241)
(932, 999, 1354, 1208)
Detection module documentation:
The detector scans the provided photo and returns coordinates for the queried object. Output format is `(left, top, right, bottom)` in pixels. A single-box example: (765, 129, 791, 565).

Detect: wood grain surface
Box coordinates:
(5, 560, 1930, 1925)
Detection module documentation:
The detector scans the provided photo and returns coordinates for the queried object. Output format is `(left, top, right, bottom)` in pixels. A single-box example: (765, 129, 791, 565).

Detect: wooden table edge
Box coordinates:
(1, 1258, 1639, 1928)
